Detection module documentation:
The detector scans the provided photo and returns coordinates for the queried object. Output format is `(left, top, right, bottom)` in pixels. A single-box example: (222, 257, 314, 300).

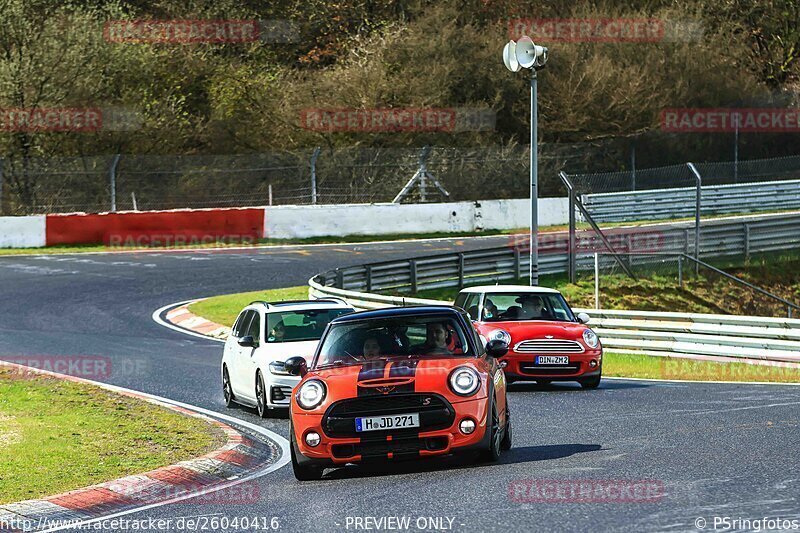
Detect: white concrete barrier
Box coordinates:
(263, 198, 568, 239)
(0, 216, 46, 248)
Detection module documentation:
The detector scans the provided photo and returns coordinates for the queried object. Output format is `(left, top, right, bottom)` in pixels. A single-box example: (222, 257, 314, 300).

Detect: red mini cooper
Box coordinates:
(284, 306, 511, 480)
(454, 286, 602, 389)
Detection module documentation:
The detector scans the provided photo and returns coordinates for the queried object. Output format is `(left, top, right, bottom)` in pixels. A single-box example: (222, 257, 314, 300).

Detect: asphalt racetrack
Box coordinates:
(1, 237, 798, 532)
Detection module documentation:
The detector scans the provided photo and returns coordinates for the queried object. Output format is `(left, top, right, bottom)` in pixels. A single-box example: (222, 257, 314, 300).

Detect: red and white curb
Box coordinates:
(152, 300, 229, 342)
(0, 362, 289, 533)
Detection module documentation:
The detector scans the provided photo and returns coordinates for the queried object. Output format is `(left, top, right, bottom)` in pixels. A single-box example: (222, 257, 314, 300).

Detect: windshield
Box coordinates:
(315, 315, 471, 368)
(266, 308, 352, 343)
(481, 292, 576, 322)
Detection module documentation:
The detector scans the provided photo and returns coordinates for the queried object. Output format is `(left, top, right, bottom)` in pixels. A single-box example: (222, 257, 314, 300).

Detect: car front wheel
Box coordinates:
(479, 397, 502, 463)
(579, 371, 602, 389)
(290, 426, 324, 481)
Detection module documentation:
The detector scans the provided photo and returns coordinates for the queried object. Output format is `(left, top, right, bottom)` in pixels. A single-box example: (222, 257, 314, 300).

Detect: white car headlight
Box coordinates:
(583, 329, 599, 349)
(487, 329, 511, 345)
(268, 361, 291, 375)
(297, 379, 326, 410)
(449, 366, 480, 396)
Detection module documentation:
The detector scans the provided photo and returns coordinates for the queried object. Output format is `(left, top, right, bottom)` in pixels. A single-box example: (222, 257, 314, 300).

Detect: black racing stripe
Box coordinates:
(387, 360, 419, 394)
(357, 360, 388, 397)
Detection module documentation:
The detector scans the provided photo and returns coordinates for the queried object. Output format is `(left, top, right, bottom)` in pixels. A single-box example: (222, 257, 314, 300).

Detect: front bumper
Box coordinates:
(502, 349, 603, 381)
(265, 373, 300, 409)
(292, 396, 489, 466)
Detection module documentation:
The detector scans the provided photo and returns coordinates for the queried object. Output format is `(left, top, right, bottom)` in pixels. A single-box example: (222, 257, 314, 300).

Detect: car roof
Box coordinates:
(458, 285, 562, 295)
(330, 305, 463, 323)
(246, 299, 353, 313)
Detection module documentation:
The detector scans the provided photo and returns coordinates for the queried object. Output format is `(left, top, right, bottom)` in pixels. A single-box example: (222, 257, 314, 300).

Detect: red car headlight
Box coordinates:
(297, 379, 326, 409)
(449, 366, 480, 396)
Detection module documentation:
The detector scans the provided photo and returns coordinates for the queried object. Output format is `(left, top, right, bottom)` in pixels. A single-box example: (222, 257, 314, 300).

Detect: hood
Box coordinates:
(264, 340, 319, 363)
(477, 320, 588, 343)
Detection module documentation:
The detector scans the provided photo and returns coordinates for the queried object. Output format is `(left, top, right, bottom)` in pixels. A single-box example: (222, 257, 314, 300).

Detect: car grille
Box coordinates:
(323, 393, 454, 438)
(331, 436, 448, 459)
(514, 339, 585, 354)
(270, 385, 292, 405)
(519, 362, 582, 375)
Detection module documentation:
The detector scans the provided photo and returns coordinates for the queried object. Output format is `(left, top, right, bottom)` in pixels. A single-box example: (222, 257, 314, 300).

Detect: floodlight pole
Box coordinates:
(529, 70, 539, 287)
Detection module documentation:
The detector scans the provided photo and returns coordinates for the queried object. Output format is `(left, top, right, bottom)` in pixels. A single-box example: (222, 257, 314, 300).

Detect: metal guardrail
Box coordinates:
(308, 211, 800, 366)
(583, 179, 800, 223)
(311, 211, 800, 295)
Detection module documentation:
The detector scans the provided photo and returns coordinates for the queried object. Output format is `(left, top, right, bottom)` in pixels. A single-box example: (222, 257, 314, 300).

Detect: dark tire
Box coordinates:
(222, 366, 234, 408)
(500, 403, 512, 451)
(255, 372, 269, 418)
(290, 428, 324, 481)
(479, 397, 502, 463)
(579, 373, 602, 389)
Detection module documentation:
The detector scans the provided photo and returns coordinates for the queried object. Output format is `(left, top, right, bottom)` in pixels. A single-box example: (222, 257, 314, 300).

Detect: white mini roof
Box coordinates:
(247, 299, 352, 312)
(458, 285, 562, 295)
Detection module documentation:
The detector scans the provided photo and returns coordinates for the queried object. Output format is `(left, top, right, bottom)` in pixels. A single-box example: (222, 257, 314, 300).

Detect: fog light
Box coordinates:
(459, 419, 476, 435)
(305, 431, 321, 447)
(590, 360, 598, 368)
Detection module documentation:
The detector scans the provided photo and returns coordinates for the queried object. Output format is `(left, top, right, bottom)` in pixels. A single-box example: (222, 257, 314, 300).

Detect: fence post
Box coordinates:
(568, 185, 577, 283)
(630, 139, 636, 191)
(268, 184, 273, 206)
(109, 154, 121, 212)
(744, 223, 751, 261)
(594, 252, 600, 310)
(310, 146, 320, 205)
(409, 260, 418, 293)
(458, 253, 465, 289)
(365, 265, 372, 292)
(678, 255, 683, 289)
(0, 157, 4, 215)
(686, 162, 702, 274)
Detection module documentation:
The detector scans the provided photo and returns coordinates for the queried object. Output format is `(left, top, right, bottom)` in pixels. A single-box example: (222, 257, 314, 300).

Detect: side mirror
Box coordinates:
(284, 356, 308, 377)
(485, 339, 509, 358)
(238, 335, 256, 348)
(577, 312, 591, 324)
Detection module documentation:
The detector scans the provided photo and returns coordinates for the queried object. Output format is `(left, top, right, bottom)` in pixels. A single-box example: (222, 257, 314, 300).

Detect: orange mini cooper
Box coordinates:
(284, 305, 512, 480)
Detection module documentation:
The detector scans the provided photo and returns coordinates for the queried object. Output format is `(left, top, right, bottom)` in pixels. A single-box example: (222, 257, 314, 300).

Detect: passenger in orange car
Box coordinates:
(362, 336, 382, 358)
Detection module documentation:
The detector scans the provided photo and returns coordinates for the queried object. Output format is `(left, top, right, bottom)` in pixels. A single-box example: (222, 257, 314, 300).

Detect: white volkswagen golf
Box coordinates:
(221, 298, 355, 417)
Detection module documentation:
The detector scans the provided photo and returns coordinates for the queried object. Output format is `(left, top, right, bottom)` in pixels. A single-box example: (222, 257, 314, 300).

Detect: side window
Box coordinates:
(463, 293, 481, 320)
(454, 293, 468, 310)
(232, 310, 252, 338)
(246, 312, 261, 344)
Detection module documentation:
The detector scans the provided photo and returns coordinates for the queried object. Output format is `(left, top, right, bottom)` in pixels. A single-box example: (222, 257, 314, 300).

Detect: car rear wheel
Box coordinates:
(479, 397, 502, 463)
(255, 372, 269, 418)
(579, 373, 602, 389)
(290, 427, 324, 481)
(222, 366, 234, 407)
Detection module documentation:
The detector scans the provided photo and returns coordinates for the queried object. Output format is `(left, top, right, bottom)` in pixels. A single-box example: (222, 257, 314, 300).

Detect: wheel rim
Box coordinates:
(223, 370, 231, 402)
(256, 376, 264, 414)
(491, 404, 501, 452)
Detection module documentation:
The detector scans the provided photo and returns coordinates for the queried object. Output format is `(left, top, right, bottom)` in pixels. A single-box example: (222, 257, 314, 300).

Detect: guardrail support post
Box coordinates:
(514, 247, 521, 281)
(365, 266, 372, 292)
(335, 269, 344, 289)
(409, 260, 418, 293)
(458, 253, 465, 289)
(744, 224, 751, 261)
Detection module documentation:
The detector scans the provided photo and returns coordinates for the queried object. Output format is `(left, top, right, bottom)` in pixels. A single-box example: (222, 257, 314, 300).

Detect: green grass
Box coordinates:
(0, 368, 223, 504)
(603, 352, 800, 383)
(188, 286, 310, 326)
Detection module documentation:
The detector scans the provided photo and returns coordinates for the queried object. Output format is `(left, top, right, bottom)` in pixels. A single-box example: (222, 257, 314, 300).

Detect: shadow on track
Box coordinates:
(319, 443, 602, 481)
(508, 380, 650, 393)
